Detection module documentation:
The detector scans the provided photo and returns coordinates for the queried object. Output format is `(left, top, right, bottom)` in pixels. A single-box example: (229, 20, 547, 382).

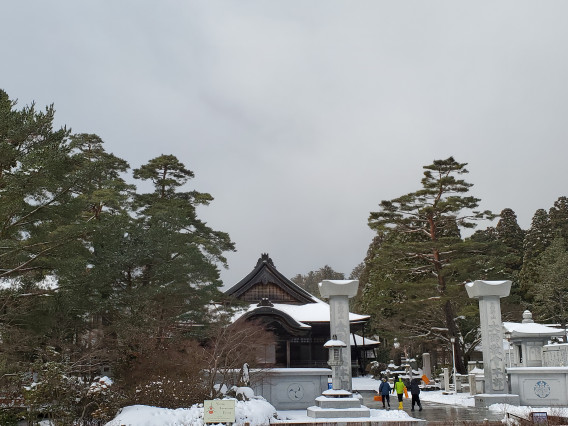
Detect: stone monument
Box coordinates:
(466, 280, 519, 406)
(306, 280, 370, 419)
(422, 353, 432, 381)
(319, 279, 358, 391)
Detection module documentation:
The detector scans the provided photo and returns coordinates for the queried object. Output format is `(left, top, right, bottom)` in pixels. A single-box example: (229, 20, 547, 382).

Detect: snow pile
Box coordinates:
(104, 399, 277, 426)
(489, 403, 568, 420)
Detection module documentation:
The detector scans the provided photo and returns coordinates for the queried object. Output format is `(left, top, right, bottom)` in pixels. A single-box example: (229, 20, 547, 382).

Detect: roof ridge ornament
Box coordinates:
(257, 297, 274, 307)
(256, 253, 275, 268)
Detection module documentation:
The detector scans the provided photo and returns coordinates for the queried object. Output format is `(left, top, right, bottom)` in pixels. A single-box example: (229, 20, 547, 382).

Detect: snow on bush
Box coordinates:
(105, 398, 277, 426)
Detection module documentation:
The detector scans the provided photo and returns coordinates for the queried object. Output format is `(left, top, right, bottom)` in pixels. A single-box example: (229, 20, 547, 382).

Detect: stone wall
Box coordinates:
(508, 367, 568, 406)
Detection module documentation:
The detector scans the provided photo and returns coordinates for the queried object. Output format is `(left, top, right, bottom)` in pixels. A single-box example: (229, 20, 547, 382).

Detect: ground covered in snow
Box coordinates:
(104, 400, 414, 425)
(102, 377, 568, 425)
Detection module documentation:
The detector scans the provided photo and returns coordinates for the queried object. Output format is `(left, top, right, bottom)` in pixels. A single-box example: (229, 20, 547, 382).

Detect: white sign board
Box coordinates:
(204, 399, 236, 424)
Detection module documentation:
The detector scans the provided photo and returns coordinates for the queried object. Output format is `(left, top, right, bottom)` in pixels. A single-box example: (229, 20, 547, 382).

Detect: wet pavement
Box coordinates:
(359, 392, 505, 424)
(379, 400, 504, 423)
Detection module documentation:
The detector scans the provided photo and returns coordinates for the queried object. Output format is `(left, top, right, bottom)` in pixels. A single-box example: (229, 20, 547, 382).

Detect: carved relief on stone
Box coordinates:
(487, 302, 505, 391)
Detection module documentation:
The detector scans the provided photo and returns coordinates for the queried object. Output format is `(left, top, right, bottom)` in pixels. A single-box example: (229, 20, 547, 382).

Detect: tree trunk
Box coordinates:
(444, 299, 466, 374)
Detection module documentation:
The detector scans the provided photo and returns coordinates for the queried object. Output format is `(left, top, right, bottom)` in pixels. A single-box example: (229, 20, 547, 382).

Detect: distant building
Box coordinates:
(225, 253, 379, 374)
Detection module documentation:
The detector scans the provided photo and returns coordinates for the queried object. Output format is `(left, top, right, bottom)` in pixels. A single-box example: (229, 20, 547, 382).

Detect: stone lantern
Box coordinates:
(324, 335, 346, 390)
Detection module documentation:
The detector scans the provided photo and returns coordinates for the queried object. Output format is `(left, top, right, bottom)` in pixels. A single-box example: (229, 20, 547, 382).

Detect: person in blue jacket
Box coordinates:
(378, 377, 391, 409)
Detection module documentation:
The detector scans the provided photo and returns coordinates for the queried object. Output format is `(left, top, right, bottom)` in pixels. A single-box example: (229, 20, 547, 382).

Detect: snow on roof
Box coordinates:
(350, 334, 379, 346)
(324, 339, 346, 348)
(503, 321, 565, 338)
(232, 297, 370, 326)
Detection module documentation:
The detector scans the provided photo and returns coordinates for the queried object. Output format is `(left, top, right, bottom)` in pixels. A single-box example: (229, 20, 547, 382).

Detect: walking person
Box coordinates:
(409, 378, 423, 411)
(378, 377, 391, 409)
(392, 375, 406, 410)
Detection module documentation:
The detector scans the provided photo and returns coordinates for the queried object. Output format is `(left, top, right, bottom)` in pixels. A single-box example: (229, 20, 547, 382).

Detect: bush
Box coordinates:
(22, 361, 125, 425)
(117, 340, 209, 409)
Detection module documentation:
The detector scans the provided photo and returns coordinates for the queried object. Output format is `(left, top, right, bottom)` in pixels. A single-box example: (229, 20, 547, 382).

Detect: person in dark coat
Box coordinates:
(378, 377, 391, 409)
(409, 378, 423, 411)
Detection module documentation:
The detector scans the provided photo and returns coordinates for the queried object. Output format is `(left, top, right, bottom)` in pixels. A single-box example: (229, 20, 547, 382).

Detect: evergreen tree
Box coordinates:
(533, 236, 568, 331)
(0, 91, 134, 371)
(0, 89, 74, 282)
(549, 196, 568, 244)
(0, 91, 236, 383)
(519, 209, 553, 302)
(119, 154, 235, 347)
(361, 157, 494, 373)
(291, 265, 345, 296)
(349, 262, 365, 280)
(495, 208, 525, 306)
(496, 208, 525, 253)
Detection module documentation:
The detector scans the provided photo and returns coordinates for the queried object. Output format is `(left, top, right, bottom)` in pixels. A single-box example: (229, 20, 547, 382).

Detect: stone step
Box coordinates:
(306, 406, 372, 419)
(315, 396, 363, 409)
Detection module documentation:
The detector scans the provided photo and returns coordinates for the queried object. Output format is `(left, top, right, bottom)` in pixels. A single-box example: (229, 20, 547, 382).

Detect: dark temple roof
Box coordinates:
(225, 253, 316, 305)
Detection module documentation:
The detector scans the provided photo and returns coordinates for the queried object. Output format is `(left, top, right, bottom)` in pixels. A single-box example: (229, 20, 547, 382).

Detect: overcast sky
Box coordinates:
(2, 1, 568, 287)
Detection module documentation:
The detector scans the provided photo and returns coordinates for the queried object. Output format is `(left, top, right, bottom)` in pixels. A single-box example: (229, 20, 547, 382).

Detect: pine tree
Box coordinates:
(0, 91, 237, 382)
(118, 154, 236, 348)
(0, 91, 134, 372)
(362, 157, 494, 373)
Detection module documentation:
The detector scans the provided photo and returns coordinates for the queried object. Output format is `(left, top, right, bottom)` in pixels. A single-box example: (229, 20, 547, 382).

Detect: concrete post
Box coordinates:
(443, 367, 450, 391)
(422, 353, 432, 380)
(465, 280, 511, 394)
(319, 280, 359, 391)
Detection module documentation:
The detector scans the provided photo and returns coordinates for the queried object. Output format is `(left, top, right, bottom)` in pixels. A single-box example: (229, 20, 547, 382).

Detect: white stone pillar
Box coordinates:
(319, 280, 359, 391)
(466, 280, 511, 394)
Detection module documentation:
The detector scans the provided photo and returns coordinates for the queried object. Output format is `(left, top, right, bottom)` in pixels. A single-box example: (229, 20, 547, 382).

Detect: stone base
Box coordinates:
(315, 396, 363, 409)
(322, 389, 353, 398)
(474, 393, 520, 407)
(307, 393, 371, 419)
(306, 406, 371, 418)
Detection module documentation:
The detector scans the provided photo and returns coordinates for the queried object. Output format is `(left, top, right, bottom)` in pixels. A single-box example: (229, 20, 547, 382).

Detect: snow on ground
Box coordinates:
(104, 401, 414, 426)
(105, 399, 277, 426)
(418, 389, 476, 407)
(351, 376, 382, 391)
(272, 408, 413, 423)
(104, 378, 568, 425)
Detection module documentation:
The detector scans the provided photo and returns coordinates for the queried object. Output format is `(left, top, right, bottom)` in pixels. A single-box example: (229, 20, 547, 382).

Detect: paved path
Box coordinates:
(391, 401, 503, 423)
(359, 391, 505, 424)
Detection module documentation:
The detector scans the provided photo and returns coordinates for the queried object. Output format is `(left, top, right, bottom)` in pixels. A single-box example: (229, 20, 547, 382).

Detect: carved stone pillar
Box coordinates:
(319, 280, 359, 391)
(466, 280, 511, 394)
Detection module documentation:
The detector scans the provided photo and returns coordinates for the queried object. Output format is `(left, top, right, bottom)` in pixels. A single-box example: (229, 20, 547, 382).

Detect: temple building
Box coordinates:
(225, 253, 379, 374)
